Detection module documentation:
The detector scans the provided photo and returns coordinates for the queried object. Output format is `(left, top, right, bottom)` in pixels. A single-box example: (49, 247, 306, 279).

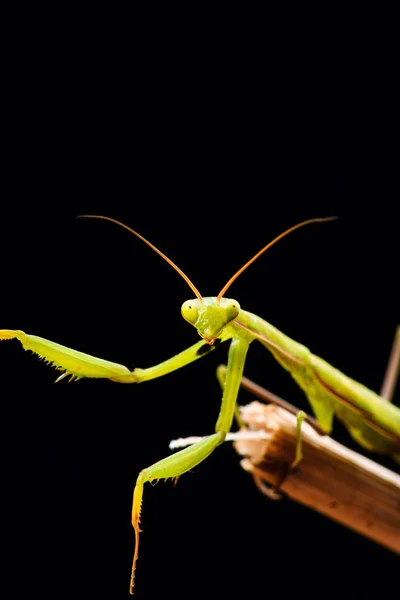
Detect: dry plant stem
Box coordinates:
(234, 401, 400, 554)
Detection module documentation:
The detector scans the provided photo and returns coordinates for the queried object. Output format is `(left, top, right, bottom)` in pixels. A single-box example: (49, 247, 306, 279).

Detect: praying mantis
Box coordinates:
(1, 215, 399, 594)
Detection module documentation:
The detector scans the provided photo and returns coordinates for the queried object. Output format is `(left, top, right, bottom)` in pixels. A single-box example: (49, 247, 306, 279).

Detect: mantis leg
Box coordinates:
(380, 325, 400, 402)
(130, 338, 249, 594)
(382, 326, 400, 464)
(0, 329, 227, 383)
(216, 363, 244, 428)
(291, 410, 306, 469)
(259, 410, 306, 492)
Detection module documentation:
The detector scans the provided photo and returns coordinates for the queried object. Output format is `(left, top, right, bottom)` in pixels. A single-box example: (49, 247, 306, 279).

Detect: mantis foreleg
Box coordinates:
(130, 337, 249, 594)
(216, 363, 245, 428)
(0, 329, 226, 383)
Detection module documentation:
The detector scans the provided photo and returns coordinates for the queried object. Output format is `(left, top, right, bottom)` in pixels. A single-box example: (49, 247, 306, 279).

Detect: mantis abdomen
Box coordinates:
(236, 310, 400, 459)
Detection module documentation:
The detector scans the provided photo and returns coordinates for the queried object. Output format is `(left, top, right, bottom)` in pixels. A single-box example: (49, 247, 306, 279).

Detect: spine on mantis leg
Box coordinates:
(234, 311, 400, 459)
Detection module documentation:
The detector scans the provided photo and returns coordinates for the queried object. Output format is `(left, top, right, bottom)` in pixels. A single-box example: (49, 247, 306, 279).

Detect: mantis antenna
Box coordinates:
(216, 216, 338, 302)
(79, 215, 337, 305)
(78, 214, 203, 302)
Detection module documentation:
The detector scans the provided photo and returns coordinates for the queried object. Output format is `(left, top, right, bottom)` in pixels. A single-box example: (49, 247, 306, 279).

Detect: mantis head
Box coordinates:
(181, 297, 240, 344)
(79, 215, 337, 344)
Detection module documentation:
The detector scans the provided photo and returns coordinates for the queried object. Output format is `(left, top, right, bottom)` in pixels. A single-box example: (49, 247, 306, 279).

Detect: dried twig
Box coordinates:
(233, 401, 400, 554)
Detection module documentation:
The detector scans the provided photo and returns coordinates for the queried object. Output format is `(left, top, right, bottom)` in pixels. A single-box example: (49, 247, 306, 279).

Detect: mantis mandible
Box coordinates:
(1, 215, 399, 594)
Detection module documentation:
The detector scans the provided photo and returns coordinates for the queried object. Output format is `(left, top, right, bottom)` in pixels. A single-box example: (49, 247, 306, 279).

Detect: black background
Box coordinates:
(2, 7, 399, 599)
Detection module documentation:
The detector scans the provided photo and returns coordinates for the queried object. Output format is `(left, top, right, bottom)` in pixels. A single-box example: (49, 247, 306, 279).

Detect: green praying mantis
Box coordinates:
(1, 215, 399, 594)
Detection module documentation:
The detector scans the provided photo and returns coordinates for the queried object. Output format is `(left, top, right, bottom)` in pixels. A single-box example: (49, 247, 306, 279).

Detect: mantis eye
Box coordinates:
(225, 300, 240, 321)
(181, 300, 199, 324)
